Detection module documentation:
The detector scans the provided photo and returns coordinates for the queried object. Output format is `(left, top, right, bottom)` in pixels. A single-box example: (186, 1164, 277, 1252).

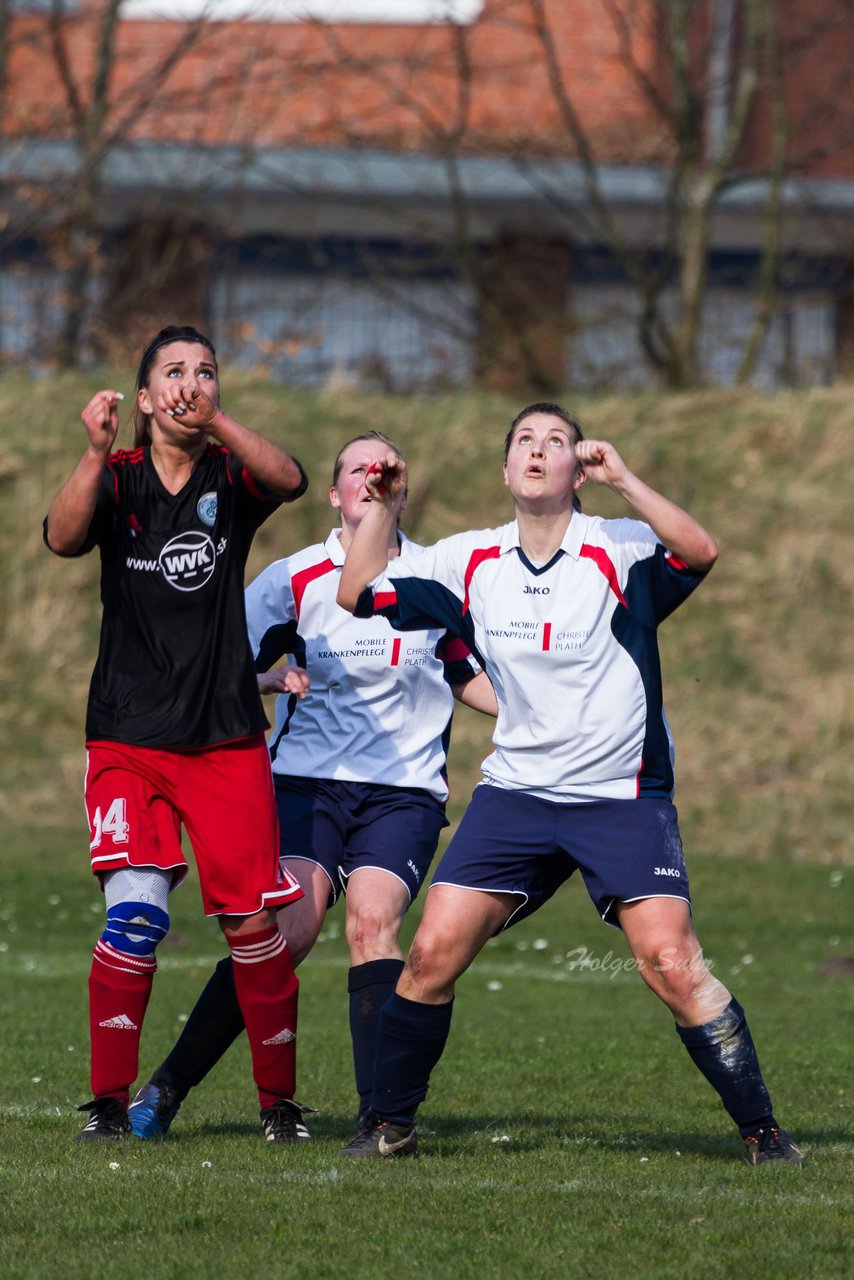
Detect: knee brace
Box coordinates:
(101, 867, 171, 959)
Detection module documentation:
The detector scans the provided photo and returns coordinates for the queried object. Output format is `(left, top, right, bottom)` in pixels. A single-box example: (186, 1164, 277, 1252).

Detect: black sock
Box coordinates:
(348, 958, 405, 1118)
(157, 956, 246, 1099)
(676, 997, 775, 1136)
(371, 991, 454, 1125)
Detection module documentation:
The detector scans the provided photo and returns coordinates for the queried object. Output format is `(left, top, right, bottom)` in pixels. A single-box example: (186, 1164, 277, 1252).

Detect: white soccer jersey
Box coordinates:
(359, 513, 707, 803)
(245, 530, 478, 800)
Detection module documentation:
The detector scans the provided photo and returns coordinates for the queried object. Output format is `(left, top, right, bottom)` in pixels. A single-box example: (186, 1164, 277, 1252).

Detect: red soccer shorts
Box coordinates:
(84, 735, 303, 917)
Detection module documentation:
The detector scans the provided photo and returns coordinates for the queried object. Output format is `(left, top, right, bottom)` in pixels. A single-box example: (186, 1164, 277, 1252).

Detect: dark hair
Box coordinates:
(130, 325, 217, 447)
(331, 430, 406, 486)
(504, 402, 585, 512)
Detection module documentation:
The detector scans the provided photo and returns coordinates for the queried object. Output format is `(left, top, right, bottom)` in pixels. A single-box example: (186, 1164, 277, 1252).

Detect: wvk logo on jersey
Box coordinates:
(126, 531, 226, 591)
(159, 531, 217, 591)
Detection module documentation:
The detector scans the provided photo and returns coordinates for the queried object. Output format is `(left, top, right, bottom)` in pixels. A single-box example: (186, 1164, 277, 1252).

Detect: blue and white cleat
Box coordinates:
(128, 1078, 182, 1139)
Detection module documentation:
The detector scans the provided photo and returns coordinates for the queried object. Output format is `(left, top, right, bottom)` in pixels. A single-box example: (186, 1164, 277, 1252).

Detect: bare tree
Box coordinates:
(243, 1, 790, 391)
(279, 0, 853, 391)
(6, 0, 217, 366)
(4, 0, 852, 386)
(514, 0, 778, 388)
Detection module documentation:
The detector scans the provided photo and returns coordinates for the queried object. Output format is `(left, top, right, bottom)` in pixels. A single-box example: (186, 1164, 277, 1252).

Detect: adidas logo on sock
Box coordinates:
(98, 1013, 139, 1030)
(262, 1027, 296, 1045)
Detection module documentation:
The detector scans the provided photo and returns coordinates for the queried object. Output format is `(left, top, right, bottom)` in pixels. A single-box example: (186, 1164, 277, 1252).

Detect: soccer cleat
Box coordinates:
(337, 1107, 379, 1156)
(743, 1125, 804, 1166)
(128, 1078, 183, 1139)
(259, 1098, 315, 1145)
(338, 1115, 418, 1158)
(76, 1097, 131, 1141)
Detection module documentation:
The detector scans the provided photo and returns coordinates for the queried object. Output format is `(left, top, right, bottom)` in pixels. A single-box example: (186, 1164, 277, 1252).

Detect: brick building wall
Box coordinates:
(8, 0, 850, 175)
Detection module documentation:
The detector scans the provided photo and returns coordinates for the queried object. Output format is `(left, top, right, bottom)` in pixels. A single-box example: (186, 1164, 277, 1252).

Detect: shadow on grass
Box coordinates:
(411, 1113, 741, 1161)
(175, 1109, 828, 1163)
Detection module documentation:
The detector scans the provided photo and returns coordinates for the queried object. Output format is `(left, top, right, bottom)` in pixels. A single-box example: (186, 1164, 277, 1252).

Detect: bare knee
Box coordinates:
(637, 941, 730, 1019)
(345, 903, 403, 966)
(398, 931, 459, 1003)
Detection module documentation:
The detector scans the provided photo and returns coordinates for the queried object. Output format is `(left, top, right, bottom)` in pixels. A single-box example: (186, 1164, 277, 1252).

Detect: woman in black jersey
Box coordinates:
(45, 325, 311, 1144)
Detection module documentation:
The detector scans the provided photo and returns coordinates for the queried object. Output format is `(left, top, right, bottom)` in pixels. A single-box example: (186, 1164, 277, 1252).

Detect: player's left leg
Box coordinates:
(130, 859, 332, 1139)
(343, 867, 410, 1132)
(617, 896, 803, 1165)
(181, 737, 307, 1144)
(219, 907, 309, 1145)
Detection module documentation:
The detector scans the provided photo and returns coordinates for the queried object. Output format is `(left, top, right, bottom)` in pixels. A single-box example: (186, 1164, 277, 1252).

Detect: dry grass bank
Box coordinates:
(1, 376, 851, 864)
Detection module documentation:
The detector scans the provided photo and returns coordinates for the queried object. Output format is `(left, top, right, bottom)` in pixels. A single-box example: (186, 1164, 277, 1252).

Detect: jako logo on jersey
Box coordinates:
(654, 867, 682, 877)
(523, 585, 550, 595)
(196, 491, 218, 527)
(159, 531, 217, 591)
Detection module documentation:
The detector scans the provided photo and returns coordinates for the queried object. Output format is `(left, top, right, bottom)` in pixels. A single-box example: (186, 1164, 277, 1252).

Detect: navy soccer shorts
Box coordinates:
(431, 784, 691, 931)
(274, 775, 448, 906)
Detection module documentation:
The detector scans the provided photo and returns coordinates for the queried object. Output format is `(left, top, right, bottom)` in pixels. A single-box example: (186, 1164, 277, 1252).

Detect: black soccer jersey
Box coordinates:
(46, 444, 290, 749)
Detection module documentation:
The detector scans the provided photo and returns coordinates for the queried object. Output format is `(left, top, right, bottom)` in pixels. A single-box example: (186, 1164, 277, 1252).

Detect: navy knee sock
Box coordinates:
(371, 992, 454, 1125)
(348, 958, 405, 1119)
(676, 997, 774, 1136)
(157, 956, 246, 1099)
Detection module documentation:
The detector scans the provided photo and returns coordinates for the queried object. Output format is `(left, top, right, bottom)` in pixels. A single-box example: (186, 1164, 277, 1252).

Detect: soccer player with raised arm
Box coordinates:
(44, 326, 309, 1144)
(335, 402, 802, 1166)
(126, 431, 496, 1151)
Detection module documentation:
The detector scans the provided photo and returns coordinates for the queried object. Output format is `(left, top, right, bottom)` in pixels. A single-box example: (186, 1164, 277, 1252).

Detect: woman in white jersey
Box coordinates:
(129, 431, 496, 1151)
(335, 402, 802, 1167)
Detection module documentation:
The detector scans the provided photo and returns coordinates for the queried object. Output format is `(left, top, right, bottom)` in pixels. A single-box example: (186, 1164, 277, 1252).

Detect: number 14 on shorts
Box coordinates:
(90, 798, 130, 848)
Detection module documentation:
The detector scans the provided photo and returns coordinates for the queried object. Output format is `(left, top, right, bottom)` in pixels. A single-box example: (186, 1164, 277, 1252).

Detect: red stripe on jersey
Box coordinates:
(463, 546, 501, 616)
(291, 558, 335, 619)
(390, 638, 401, 666)
(109, 448, 145, 466)
(579, 544, 627, 606)
(666, 553, 690, 571)
(438, 636, 473, 664)
(107, 461, 119, 505)
(241, 468, 273, 503)
(636, 757, 644, 797)
(542, 622, 552, 650)
(374, 590, 398, 611)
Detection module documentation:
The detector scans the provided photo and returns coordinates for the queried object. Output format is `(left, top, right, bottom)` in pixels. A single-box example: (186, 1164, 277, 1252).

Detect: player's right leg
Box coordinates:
(129, 861, 331, 1138)
(129, 770, 342, 1140)
(79, 745, 186, 1141)
(341, 786, 570, 1158)
(80, 865, 174, 1140)
(339, 783, 445, 1141)
(341, 883, 515, 1158)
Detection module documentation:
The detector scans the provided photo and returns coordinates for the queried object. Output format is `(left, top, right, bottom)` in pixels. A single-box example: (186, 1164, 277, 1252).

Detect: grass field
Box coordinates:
(0, 830, 851, 1279)
(0, 377, 852, 1278)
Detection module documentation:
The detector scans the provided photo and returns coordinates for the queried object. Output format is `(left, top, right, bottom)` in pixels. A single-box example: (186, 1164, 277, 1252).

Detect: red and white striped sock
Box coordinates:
(227, 926, 299, 1109)
(88, 941, 156, 1105)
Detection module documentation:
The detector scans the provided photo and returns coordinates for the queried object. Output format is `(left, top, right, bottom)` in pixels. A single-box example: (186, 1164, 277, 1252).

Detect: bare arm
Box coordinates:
(206, 409, 306, 499)
(575, 440, 719, 572)
(45, 390, 122, 555)
(452, 671, 498, 717)
(169, 385, 306, 500)
(337, 454, 408, 612)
